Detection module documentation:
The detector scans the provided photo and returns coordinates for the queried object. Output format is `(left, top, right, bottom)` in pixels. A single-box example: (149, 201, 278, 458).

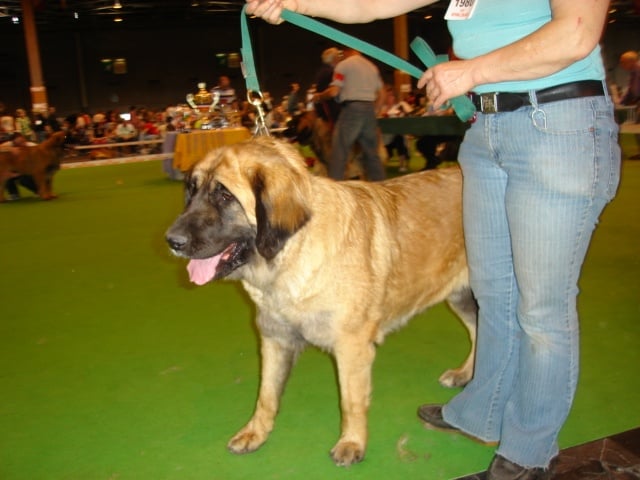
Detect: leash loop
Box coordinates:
(247, 90, 270, 137)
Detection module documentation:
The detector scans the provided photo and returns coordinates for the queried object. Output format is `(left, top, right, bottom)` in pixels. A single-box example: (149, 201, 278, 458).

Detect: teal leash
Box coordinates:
(241, 6, 271, 136)
(240, 6, 261, 95)
(408, 36, 476, 122)
(240, 6, 475, 123)
(279, 10, 425, 79)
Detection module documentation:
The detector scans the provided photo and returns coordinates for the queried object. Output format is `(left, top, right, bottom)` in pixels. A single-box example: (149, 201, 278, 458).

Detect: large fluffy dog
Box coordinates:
(0, 131, 67, 202)
(166, 137, 477, 467)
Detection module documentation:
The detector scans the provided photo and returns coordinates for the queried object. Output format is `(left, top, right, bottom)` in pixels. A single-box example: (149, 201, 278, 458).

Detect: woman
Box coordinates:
(245, 1, 621, 478)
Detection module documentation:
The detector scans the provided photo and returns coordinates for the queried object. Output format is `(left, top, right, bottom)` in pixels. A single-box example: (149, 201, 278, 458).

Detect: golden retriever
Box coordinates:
(0, 131, 67, 202)
(165, 137, 476, 467)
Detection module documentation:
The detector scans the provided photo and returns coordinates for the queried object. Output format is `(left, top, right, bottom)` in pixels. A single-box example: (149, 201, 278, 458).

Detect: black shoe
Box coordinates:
(487, 454, 553, 480)
(417, 404, 459, 432)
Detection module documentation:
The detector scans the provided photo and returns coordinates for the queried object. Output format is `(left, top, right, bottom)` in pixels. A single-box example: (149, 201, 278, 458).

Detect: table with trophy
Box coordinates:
(163, 83, 251, 176)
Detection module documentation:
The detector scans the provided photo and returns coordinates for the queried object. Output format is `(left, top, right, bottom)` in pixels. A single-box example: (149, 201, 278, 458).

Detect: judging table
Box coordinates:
(620, 122, 640, 135)
(377, 115, 470, 137)
(163, 127, 251, 173)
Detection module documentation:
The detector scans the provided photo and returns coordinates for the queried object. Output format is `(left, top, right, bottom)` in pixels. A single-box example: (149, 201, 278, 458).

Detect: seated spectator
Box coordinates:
(105, 111, 119, 134)
(239, 100, 257, 129)
(15, 108, 35, 142)
(138, 112, 161, 153)
(43, 106, 62, 137)
(139, 112, 160, 140)
(286, 83, 303, 116)
(0, 102, 14, 143)
(33, 107, 61, 143)
(211, 75, 238, 112)
(64, 113, 91, 145)
(113, 116, 138, 155)
(91, 112, 109, 143)
(114, 116, 138, 142)
(33, 111, 47, 143)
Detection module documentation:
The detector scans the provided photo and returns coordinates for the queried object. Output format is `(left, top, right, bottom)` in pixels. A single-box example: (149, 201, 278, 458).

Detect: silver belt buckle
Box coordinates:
(480, 92, 499, 114)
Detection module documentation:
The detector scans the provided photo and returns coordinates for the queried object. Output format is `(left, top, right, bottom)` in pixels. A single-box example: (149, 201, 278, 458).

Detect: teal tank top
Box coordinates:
(446, 0, 605, 94)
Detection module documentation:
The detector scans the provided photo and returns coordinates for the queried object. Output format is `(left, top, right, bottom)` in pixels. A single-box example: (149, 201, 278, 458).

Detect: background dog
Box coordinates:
(166, 137, 477, 467)
(0, 131, 67, 202)
(285, 110, 383, 179)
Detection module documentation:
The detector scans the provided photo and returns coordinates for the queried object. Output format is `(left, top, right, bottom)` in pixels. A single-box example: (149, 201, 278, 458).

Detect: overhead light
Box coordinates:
(114, 16, 123, 22)
(12, 15, 19, 24)
(113, 0, 122, 9)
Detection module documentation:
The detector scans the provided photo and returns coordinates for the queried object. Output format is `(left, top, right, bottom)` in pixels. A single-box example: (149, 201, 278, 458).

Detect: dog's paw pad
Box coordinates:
(330, 441, 365, 467)
(438, 369, 471, 388)
(227, 430, 267, 454)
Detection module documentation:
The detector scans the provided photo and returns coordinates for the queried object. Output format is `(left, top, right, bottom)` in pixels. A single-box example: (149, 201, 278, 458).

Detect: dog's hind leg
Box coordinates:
(439, 286, 478, 388)
(227, 334, 299, 455)
(0, 167, 12, 202)
(31, 171, 53, 200)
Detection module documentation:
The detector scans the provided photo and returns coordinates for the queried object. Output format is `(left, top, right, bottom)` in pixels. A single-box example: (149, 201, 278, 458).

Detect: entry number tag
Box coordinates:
(444, 0, 478, 20)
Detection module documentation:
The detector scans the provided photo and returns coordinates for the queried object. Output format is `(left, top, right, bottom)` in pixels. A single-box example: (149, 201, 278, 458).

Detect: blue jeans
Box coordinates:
(443, 92, 621, 468)
(329, 101, 386, 181)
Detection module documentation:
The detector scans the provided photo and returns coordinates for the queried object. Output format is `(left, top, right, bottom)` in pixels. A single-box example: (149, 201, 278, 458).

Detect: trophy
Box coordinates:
(186, 82, 226, 129)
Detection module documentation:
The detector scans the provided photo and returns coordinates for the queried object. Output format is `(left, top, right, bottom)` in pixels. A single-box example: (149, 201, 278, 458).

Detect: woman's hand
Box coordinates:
(245, 0, 298, 24)
(418, 60, 476, 110)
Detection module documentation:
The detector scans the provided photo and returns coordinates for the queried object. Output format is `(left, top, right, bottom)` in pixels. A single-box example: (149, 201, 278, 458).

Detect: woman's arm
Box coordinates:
(421, 0, 610, 108)
(245, 0, 437, 24)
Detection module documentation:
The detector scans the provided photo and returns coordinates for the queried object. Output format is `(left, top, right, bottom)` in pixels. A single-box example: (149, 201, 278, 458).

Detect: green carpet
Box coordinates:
(1, 158, 638, 480)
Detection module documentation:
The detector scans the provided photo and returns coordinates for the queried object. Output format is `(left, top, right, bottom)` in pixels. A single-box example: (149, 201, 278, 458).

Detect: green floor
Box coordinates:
(1, 152, 639, 479)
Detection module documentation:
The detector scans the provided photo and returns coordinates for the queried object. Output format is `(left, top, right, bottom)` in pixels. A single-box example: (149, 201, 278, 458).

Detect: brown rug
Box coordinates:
(455, 428, 640, 480)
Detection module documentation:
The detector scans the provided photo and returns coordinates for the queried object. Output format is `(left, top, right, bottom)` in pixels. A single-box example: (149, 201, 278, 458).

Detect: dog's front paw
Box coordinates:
(439, 368, 471, 388)
(227, 427, 269, 455)
(330, 440, 365, 467)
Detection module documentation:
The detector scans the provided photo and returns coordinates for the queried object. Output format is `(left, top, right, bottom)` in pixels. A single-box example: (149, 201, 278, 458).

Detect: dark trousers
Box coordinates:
(416, 135, 461, 170)
(384, 134, 409, 159)
(6, 176, 38, 196)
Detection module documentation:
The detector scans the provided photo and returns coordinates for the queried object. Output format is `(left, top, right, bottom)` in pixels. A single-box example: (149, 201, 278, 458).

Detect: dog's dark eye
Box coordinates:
(212, 182, 234, 204)
(184, 176, 198, 205)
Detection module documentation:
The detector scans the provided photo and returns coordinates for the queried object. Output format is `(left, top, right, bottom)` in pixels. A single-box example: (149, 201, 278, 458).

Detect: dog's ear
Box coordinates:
(251, 166, 310, 260)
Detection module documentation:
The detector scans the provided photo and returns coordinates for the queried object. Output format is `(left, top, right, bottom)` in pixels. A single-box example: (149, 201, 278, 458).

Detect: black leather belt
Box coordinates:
(469, 80, 604, 114)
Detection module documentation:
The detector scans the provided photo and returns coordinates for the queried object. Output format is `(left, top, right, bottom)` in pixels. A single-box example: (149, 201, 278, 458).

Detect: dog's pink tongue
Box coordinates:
(187, 255, 222, 285)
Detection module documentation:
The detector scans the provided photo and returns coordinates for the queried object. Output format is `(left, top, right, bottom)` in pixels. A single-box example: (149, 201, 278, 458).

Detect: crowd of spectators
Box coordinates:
(0, 103, 170, 149)
(1, 75, 449, 167)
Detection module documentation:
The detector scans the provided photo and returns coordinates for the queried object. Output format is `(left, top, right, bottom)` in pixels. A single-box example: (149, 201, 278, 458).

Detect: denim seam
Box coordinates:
(485, 268, 517, 441)
(541, 145, 595, 464)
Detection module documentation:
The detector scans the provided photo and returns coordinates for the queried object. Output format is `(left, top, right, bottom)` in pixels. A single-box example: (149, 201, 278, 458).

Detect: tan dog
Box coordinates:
(166, 137, 476, 467)
(0, 131, 67, 201)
